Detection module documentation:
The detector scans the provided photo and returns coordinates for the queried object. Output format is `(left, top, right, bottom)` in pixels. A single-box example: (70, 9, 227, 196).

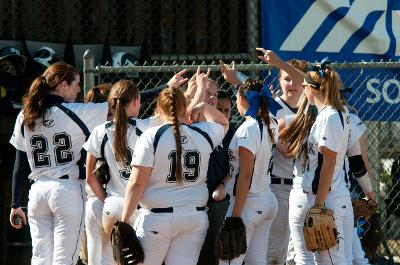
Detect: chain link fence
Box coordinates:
(0, 0, 259, 61)
(86, 59, 400, 262)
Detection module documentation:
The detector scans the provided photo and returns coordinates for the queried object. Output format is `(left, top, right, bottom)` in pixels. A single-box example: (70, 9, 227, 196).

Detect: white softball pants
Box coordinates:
(85, 196, 113, 265)
(267, 183, 291, 265)
(101, 196, 138, 265)
(28, 177, 85, 265)
(306, 192, 354, 265)
(288, 188, 314, 265)
(219, 191, 278, 265)
(134, 206, 208, 265)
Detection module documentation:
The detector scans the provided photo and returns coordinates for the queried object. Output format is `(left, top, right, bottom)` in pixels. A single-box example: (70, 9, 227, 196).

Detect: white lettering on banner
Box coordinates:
(393, 11, 400, 56)
(366, 78, 400, 104)
(280, 0, 349, 51)
(281, 0, 399, 55)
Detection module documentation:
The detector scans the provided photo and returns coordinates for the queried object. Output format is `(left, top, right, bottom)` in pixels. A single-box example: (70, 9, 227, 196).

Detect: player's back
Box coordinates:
(13, 102, 107, 180)
(133, 122, 224, 209)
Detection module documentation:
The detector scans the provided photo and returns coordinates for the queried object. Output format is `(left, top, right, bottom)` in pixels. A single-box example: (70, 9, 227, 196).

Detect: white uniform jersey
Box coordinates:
(227, 117, 278, 196)
(10, 102, 108, 180)
(348, 113, 366, 148)
(344, 113, 367, 190)
(84, 118, 149, 197)
(303, 106, 351, 195)
(132, 122, 224, 209)
(270, 97, 297, 179)
(284, 113, 306, 189)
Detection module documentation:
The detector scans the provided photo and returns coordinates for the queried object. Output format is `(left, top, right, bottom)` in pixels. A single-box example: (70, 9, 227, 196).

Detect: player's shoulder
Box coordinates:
(274, 97, 295, 117)
(60, 102, 107, 114)
(236, 118, 260, 135)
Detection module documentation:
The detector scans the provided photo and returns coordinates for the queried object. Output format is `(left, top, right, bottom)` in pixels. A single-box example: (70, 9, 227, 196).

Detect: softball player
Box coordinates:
(346, 112, 375, 265)
(81, 83, 112, 265)
(279, 96, 316, 265)
(9, 62, 108, 265)
(220, 80, 278, 265)
(121, 86, 228, 265)
(84, 80, 151, 264)
(302, 61, 353, 265)
(258, 52, 308, 264)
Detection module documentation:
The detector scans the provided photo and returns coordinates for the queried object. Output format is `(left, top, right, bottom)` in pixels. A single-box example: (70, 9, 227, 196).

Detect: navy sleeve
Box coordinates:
(11, 150, 30, 209)
(140, 84, 167, 102)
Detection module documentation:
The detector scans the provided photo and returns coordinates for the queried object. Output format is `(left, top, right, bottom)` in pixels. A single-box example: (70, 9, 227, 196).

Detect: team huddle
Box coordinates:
(8, 48, 375, 265)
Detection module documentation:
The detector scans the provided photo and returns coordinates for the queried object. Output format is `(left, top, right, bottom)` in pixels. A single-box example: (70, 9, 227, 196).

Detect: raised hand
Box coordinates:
(167, 68, 189, 88)
(220, 60, 241, 87)
(256, 48, 282, 66)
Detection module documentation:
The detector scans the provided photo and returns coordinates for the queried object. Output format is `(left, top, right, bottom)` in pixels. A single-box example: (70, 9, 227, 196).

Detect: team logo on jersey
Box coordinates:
(280, 0, 400, 56)
(271, 143, 277, 156)
(346, 115, 351, 124)
(43, 119, 55, 128)
(180, 135, 188, 144)
(228, 149, 236, 161)
(308, 141, 316, 155)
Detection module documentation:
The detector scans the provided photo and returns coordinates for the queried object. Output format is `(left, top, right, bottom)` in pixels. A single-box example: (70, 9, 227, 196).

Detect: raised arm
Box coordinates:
(256, 48, 305, 85)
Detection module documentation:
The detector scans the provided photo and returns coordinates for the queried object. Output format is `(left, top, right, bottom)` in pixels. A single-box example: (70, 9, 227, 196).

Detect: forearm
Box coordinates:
(122, 182, 144, 222)
(186, 85, 205, 114)
(315, 161, 335, 206)
(202, 104, 229, 133)
(274, 59, 305, 84)
(86, 173, 106, 202)
(11, 150, 30, 208)
(231, 175, 251, 217)
(359, 135, 372, 178)
(140, 84, 166, 102)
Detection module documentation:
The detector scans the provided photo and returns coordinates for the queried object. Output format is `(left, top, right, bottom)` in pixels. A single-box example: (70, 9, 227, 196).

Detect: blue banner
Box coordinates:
(261, 0, 400, 121)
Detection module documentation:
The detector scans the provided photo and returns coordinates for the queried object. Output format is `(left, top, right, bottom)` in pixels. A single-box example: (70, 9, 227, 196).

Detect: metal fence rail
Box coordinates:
(85, 56, 400, 262)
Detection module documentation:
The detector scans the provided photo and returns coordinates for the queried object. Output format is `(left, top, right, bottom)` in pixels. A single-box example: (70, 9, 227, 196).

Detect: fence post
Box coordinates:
(83, 49, 95, 96)
(247, 0, 258, 53)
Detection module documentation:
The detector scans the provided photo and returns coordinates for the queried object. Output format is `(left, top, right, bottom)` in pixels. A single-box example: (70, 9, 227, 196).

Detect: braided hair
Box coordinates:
(156, 86, 187, 185)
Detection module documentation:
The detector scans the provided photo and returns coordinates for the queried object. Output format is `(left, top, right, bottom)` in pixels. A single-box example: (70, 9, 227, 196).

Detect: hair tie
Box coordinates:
(244, 83, 283, 118)
(40, 76, 46, 85)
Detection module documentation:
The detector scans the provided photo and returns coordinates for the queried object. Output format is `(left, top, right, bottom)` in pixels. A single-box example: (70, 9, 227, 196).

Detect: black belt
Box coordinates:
(150, 206, 206, 213)
(271, 177, 293, 185)
(60, 175, 69, 179)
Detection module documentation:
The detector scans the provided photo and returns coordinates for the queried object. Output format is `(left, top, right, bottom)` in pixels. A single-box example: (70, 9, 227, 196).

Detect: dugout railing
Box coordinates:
(84, 52, 400, 263)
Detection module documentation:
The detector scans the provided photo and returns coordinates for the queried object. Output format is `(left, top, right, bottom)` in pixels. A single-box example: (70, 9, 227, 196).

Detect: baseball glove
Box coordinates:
(215, 217, 247, 261)
(352, 197, 378, 225)
(79, 230, 88, 265)
(111, 221, 144, 265)
(92, 158, 110, 185)
(303, 206, 339, 252)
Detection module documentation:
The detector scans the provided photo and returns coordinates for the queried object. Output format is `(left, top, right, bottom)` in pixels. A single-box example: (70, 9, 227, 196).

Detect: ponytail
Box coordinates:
(156, 86, 187, 185)
(280, 97, 316, 165)
(170, 88, 183, 185)
(260, 96, 274, 142)
(109, 80, 139, 162)
(22, 62, 79, 131)
(22, 77, 49, 130)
